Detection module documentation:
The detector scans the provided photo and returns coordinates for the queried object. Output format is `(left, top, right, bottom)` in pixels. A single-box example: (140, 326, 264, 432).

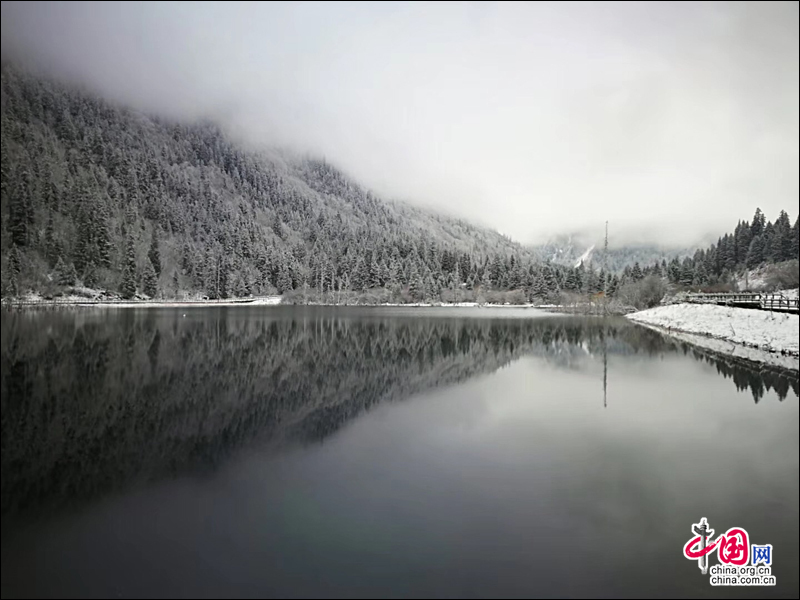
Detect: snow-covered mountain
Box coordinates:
(530, 234, 694, 272)
(574, 245, 595, 268)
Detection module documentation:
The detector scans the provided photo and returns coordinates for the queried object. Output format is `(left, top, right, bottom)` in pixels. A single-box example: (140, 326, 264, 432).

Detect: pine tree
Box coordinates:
(54, 256, 67, 285)
(668, 258, 681, 283)
(272, 213, 283, 239)
(83, 261, 98, 288)
(734, 220, 752, 268)
(598, 268, 607, 295)
(589, 274, 604, 296)
(772, 210, 793, 262)
(148, 228, 161, 277)
(182, 242, 195, 276)
(355, 257, 370, 291)
(721, 234, 737, 272)
(43, 212, 59, 267)
(120, 235, 137, 299)
(143, 258, 158, 298)
(409, 275, 424, 301)
(368, 256, 381, 288)
(680, 258, 694, 286)
(218, 257, 230, 298)
(8, 244, 22, 281)
(631, 262, 643, 281)
(573, 265, 584, 291)
(94, 197, 112, 268)
(564, 269, 578, 291)
(746, 235, 765, 269)
(767, 221, 784, 263)
(793, 216, 799, 258)
(204, 250, 219, 299)
(480, 268, 492, 290)
(762, 222, 776, 262)
(276, 265, 293, 294)
(74, 207, 91, 273)
(54, 256, 77, 286)
(607, 274, 619, 297)
(543, 266, 558, 295)
(65, 262, 78, 287)
(9, 167, 33, 247)
(73, 181, 96, 273)
(489, 254, 504, 287)
(531, 273, 547, 299)
(387, 257, 399, 289)
(459, 254, 471, 281)
(751, 208, 765, 238)
(693, 262, 709, 286)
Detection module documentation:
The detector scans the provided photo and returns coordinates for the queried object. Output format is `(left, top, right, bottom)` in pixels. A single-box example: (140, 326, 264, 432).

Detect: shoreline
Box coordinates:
(632, 320, 799, 373)
(1, 296, 284, 309)
(2, 297, 555, 310)
(626, 303, 799, 360)
(6, 295, 796, 372)
(2, 294, 630, 314)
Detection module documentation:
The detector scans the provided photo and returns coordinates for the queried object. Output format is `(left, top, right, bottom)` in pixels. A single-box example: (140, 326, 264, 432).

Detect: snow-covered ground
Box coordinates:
(354, 302, 482, 308)
(288, 302, 541, 308)
(574, 244, 595, 268)
(780, 288, 799, 299)
(735, 271, 769, 291)
(627, 303, 799, 357)
(5, 295, 284, 308)
(735, 259, 799, 292)
(5, 296, 550, 310)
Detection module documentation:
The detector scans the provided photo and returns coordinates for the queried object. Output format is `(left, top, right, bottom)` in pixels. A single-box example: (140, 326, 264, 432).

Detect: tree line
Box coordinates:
(617, 207, 798, 289)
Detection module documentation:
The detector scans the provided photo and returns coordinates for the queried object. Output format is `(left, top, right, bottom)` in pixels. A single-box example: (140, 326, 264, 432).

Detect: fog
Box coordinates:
(2, 1, 797, 245)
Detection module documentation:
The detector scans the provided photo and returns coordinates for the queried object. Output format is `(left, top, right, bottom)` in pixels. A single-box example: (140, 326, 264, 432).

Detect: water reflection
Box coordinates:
(1, 308, 797, 521)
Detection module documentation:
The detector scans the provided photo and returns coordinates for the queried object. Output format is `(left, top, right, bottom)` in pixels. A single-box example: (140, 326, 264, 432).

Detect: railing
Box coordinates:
(685, 292, 799, 313)
(761, 294, 799, 312)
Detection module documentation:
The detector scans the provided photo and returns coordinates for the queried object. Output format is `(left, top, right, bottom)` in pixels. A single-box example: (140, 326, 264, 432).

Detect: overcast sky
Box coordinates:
(2, 1, 797, 245)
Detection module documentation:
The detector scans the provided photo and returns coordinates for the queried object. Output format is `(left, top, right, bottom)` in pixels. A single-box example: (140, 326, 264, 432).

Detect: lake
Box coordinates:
(1, 306, 798, 599)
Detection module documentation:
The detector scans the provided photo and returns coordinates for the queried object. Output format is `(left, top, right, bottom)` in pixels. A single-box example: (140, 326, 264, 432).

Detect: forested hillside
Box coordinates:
(627, 208, 799, 289)
(0, 65, 558, 302)
(3, 65, 796, 305)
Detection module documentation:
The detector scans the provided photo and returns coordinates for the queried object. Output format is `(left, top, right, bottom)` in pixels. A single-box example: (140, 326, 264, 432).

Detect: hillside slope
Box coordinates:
(1, 65, 548, 301)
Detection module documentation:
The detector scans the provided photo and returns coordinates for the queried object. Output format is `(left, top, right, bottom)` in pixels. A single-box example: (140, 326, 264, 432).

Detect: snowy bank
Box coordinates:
(635, 321, 799, 373)
(627, 303, 799, 357)
(3, 295, 284, 309)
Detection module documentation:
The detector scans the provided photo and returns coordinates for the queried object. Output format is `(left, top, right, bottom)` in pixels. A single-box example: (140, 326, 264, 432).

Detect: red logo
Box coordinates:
(683, 518, 750, 573)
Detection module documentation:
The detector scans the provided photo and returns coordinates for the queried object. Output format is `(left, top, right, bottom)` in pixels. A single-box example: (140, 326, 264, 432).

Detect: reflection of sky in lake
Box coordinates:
(1, 308, 797, 598)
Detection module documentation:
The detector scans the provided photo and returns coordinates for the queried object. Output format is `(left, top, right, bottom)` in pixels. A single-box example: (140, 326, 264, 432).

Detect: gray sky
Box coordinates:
(2, 1, 798, 245)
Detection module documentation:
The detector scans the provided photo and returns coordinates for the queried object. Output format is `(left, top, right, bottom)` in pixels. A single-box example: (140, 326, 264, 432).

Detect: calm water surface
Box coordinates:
(1, 307, 798, 599)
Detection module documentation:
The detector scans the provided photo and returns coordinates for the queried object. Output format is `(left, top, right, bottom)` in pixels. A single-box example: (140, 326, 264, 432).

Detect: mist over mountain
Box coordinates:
(3, 62, 797, 308)
(530, 231, 695, 272)
(1, 2, 797, 245)
(1, 65, 561, 302)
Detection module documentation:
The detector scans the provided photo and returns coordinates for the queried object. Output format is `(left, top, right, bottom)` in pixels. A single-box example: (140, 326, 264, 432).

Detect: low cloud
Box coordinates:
(2, 1, 797, 245)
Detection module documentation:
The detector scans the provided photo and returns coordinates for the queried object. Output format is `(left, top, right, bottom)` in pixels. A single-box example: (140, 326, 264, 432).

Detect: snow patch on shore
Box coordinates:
(627, 303, 799, 357)
(4, 295, 285, 308)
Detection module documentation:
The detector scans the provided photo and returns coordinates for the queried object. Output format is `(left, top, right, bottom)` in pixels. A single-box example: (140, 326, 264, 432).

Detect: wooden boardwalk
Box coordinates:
(685, 292, 799, 314)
